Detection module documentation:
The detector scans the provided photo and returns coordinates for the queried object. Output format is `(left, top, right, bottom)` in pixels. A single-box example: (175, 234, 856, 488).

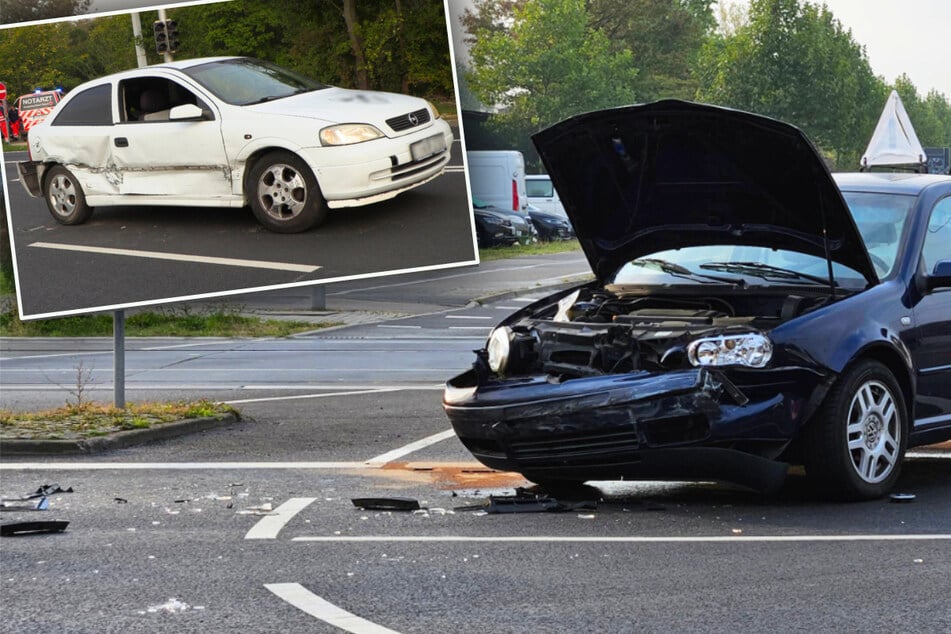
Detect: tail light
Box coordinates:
(512, 179, 519, 211)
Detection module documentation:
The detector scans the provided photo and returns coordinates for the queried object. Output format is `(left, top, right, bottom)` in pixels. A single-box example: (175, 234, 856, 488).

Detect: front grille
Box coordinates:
(509, 429, 639, 466)
(386, 108, 431, 132)
(640, 415, 709, 447)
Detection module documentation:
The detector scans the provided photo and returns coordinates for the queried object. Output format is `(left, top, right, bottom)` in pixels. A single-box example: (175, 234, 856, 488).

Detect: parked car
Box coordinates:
(527, 206, 573, 241)
(466, 150, 528, 213)
(444, 100, 951, 501)
(17, 57, 453, 233)
(525, 173, 567, 218)
(473, 197, 535, 247)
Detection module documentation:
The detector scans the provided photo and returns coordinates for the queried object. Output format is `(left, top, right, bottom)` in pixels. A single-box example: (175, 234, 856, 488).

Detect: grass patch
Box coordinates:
(479, 239, 581, 262)
(2, 141, 28, 152)
(0, 400, 239, 440)
(0, 308, 340, 337)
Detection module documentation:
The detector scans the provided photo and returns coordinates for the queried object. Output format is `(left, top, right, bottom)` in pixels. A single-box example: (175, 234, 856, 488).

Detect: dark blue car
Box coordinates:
(444, 101, 951, 501)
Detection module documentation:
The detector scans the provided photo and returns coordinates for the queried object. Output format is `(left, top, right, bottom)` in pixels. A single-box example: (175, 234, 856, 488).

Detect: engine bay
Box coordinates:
(500, 286, 835, 379)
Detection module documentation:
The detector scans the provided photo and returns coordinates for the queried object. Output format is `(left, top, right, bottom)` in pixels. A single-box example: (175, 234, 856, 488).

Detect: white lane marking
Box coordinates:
(245, 497, 317, 540)
(265, 584, 400, 634)
(511, 298, 535, 303)
(237, 385, 444, 392)
(226, 388, 399, 405)
(906, 451, 951, 459)
(0, 462, 368, 471)
(376, 325, 421, 329)
(494, 306, 520, 310)
(448, 326, 492, 330)
(28, 242, 320, 273)
(292, 534, 951, 544)
(445, 315, 493, 320)
(364, 429, 457, 466)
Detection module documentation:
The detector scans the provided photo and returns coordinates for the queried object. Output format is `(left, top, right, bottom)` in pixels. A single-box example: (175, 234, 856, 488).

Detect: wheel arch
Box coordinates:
(238, 145, 317, 201)
(842, 343, 915, 426)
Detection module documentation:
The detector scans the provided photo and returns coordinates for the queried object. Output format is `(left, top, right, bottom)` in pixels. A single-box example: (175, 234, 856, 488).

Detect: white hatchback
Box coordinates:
(17, 56, 453, 233)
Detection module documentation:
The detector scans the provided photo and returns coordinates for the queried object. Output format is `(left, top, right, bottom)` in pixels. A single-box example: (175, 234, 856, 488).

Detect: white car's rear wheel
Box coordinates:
(248, 151, 327, 233)
(44, 165, 93, 225)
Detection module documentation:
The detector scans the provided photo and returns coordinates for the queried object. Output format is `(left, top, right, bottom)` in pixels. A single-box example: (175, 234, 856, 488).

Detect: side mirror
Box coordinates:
(169, 104, 205, 121)
(926, 260, 951, 292)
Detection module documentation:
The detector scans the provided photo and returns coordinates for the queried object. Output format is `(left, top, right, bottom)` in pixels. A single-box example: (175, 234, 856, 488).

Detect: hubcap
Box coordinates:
(846, 379, 900, 484)
(257, 164, 307, 221)
(49, 174, 77, 217)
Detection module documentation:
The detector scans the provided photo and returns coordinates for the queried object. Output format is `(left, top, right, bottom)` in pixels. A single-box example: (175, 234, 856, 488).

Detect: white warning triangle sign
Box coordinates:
(861, 90, 925, 169)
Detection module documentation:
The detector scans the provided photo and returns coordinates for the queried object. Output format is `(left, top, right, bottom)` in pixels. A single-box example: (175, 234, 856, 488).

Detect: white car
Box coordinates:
(525, 173, 566, 218)
(17, 57, 453, 233)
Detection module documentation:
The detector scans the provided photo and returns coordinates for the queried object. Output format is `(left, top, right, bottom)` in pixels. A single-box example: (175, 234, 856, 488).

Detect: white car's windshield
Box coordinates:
(183, 58, 328, 106)
(610, 191, 916, 288)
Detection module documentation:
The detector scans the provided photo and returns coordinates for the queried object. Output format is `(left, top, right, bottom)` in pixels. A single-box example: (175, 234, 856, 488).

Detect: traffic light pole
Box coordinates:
(130, 13, 149, 68)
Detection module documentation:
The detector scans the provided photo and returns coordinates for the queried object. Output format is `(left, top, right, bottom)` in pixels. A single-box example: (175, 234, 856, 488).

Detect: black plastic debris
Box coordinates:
(351, 497, 421, 511)
(0, 520, 69, 536)
(4, 484, 73, 502)
(114, 497, 128, 504)
(486, 491, 598, 514)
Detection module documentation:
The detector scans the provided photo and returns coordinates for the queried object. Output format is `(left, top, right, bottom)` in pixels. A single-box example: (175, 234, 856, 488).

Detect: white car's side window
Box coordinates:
(119, 77, 210, 123)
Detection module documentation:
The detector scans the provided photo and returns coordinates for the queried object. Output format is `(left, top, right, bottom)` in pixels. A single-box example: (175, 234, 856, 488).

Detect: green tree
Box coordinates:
(467, 0, 639, 165)
(0, 0, 89, 25)
(588, 0, 715, 100)
(696, 0, 884, 169)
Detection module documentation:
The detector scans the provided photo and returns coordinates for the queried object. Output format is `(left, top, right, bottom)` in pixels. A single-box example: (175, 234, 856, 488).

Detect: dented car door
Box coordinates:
(111, 75, 231, 198)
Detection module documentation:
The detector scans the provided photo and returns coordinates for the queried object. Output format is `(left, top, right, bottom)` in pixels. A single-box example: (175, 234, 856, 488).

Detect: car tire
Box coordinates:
(44, 165, 93, 225)
(248, 151, 327, 233)
(803, 360, 907, 501)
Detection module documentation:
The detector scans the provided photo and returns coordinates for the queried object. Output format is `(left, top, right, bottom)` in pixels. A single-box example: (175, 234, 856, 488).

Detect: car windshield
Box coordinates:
(183, 58, 328, 106)
(610, 190, 917, 288)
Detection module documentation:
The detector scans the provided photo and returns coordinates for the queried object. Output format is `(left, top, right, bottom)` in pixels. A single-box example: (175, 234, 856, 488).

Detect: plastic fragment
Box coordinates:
(351, 497, 421, 511)
(0, 520, 69, 536)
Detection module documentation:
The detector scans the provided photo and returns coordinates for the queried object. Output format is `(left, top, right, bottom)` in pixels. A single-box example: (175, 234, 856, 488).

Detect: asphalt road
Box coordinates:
(3, 134, 474, 319)
(2, 294, 950, 633)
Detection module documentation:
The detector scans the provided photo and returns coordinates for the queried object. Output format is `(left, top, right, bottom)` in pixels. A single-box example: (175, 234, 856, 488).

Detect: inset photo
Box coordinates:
(1, 0, 474, 319)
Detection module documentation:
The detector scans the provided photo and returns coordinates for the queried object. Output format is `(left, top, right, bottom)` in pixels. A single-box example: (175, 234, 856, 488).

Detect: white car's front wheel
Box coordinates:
(248, 151, 327, 233)
(44, 165, 93, 225)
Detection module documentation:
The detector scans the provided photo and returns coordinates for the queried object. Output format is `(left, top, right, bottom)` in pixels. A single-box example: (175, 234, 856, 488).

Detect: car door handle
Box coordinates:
(114, 137, 129, 148)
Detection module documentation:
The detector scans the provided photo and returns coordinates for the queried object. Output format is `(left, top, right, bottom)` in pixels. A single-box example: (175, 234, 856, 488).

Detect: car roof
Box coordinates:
(148, 56, 241, 71)
(833, 172, 951, 195)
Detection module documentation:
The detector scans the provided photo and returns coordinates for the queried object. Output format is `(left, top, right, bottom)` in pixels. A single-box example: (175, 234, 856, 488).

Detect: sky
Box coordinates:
(448, 0, 950, 99)
(737, 0, 951, 98)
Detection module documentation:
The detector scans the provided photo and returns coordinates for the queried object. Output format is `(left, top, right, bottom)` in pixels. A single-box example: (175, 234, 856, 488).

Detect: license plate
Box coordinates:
(411, 134, 446, 161)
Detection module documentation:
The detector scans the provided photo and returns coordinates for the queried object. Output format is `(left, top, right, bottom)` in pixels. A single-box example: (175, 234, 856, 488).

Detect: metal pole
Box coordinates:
(114, 310, 126, 409)
(130, 13, 149, 69)
(309, 285, 326, 310)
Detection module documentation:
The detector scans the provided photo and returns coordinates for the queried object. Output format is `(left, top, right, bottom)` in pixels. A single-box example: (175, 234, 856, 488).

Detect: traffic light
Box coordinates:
(166, 20, 180, 53)
(153, 20, 168, 54)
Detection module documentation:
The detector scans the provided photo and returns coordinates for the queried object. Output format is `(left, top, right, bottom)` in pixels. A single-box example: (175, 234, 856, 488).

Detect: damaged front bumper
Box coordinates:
(443, 366, 829, 492)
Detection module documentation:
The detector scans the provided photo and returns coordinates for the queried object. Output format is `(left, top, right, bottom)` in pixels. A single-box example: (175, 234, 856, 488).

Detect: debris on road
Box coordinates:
(890, 493, 916, 503)
(352, 497, 421, 511)
(0, 497, 49, 512)
(485, 491, 597, 514)
(0, 520, 69, 536)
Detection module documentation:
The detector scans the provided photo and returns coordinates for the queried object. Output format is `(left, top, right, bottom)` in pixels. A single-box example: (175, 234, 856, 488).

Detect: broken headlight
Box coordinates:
(486, 326, 537, 375)
(687, 333, 772, 368)
(487, 327, 513, 373)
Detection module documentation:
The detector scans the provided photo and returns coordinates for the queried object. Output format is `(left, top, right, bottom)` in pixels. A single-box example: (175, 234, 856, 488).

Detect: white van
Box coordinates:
(466, 150, 528, 214)
(525, 173, 567, 218)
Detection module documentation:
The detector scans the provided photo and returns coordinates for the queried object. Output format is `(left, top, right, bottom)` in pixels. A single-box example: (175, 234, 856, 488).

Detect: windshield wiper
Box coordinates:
(630, 258, 745, 286)
(699, 261, 833, 286)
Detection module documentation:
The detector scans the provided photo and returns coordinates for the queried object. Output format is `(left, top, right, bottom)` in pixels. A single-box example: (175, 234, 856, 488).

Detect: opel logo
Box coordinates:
(408, 113, 419, 126)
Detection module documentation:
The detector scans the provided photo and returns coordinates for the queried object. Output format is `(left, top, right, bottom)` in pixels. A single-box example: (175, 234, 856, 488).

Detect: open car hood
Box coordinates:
(532, 100, 878, 285)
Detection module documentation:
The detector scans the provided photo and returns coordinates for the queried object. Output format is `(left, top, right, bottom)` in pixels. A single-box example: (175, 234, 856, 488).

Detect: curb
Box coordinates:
(0, 413, 241, 455)
(470, 277, 592, 307)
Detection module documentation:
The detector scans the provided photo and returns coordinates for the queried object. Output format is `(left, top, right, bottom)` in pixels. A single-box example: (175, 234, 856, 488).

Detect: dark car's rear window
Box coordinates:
(52, 84, 112, 126)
